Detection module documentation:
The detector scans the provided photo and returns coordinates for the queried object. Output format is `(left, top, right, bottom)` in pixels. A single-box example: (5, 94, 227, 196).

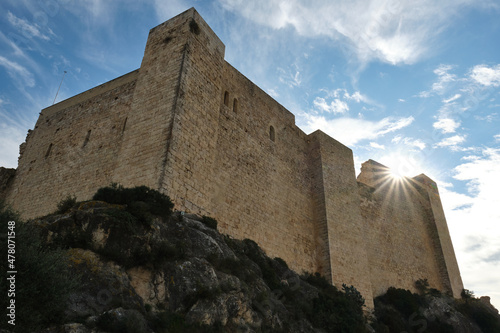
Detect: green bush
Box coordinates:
(274, 257, 288, 269)
(201, 215, 218, 230)
(302, 272, 331, 290)
(461, 288, 475, 300)
(243, 239, 281, 290)
(415, 278, 429, 295)
(373, 304, 408, 333)
(0, 204, 80, 331)
(93, 184, 174, 224)
(55, 194, 77, 214)
(0, 200, 19, 224)
(375, 287, 426, 319)
(342, 283, 365, 307)
(310, 292, 366, 332)
(299, 273, 366, 332)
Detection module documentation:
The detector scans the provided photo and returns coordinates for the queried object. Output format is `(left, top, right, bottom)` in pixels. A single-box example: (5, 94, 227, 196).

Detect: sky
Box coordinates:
(1, 0, 499, 309)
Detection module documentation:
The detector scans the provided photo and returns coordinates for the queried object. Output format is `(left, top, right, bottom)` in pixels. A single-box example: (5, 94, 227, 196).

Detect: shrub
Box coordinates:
(0, 200, 19, 224)
(461, 288, 475, 300)
(415, 278, 430, 295)
(299, 273, 366, 332)
(373, 304, 408, 333)
(375, 287, 426, 319)
(55, 194, 77, 214)
(342, 283, 365, 307)
(201, 215, 217, 230)
(302, 272, 332, 291)
(243, 239, 281, 290)
(274, 257, 288, 269)
(310, 292, 366, 332)
(93, 184, 174, 224)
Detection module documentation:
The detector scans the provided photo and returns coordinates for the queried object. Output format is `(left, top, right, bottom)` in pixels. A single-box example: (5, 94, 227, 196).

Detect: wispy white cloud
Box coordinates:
(220, 0, 498, 65)
(417, 66, 457, 98)
(7, 11, 54, 41)
(312, 88, 379, 115)
(422, 63, 500, 148)
(432, 64, 458, 95)
(0, 55, 35, 88)
(344, 90, 368, 103)
(303, 114, 414, 146)
(313, 97, 349, 114)
(470, 64, 500, 87)
(433, 117, 460, 133)
(494, 134, 500, 142)
(475, 113, 498, 122)
(278, 67, 302, 88)
(369, 142, 385, 150)
(434, 134, 466, 149)
(267, 88, 280, 98)
(391, 135, 426, 150)
(443, 93, 461, 104)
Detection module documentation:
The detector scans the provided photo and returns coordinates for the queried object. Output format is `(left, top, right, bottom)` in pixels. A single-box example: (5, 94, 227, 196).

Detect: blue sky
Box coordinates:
(1, 0, 499, 308)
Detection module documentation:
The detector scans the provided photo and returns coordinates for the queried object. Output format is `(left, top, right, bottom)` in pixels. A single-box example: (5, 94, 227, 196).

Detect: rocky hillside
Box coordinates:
(1, 185, 499, 333)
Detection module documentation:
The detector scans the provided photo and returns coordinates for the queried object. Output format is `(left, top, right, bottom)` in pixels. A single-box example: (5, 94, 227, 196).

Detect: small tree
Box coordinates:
(461, 289, 475, 303)
(342, 283, 365, 307)
(415, 278, 430, 295)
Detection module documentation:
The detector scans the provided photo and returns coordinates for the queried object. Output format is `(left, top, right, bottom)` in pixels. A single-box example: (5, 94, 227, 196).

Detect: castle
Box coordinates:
(0, 8, 463, 308)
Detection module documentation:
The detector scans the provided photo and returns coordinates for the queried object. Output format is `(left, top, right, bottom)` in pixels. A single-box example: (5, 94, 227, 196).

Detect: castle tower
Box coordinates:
(309, 131, 374, 308)
(413, 174, 464, 298)
(357, 161, 464, 298)
(113, 9, 225, 216)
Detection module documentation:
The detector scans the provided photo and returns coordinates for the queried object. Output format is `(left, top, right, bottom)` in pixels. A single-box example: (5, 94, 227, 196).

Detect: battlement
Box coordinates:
(3, 8, 463, 308)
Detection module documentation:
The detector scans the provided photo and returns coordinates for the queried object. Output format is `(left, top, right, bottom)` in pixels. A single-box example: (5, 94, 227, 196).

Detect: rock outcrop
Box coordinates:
(23, 201, 366, 332)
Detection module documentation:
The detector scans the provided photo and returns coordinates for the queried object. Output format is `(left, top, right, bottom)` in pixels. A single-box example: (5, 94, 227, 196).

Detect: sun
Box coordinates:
(388, 168, 406, 181)
(378, 154, 423, 180)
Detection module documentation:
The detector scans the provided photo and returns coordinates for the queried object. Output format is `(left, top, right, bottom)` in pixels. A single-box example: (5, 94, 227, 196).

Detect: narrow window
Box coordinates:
(224, 91, 229, 106)
(83, 130, 91, 147)
(122, 117, 128, 134)
(233, 98, 238, 113)
(45, 143, 53, 158)
(269, 126, 275, 142)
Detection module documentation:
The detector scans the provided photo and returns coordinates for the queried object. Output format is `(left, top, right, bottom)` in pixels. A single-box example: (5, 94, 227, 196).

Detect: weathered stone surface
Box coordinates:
(25, 202, 370, 332)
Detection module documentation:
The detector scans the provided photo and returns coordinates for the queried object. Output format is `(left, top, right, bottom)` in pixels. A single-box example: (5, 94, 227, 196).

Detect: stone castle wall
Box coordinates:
(6, 71, 138, 216)
(3, 8, 463, 306)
